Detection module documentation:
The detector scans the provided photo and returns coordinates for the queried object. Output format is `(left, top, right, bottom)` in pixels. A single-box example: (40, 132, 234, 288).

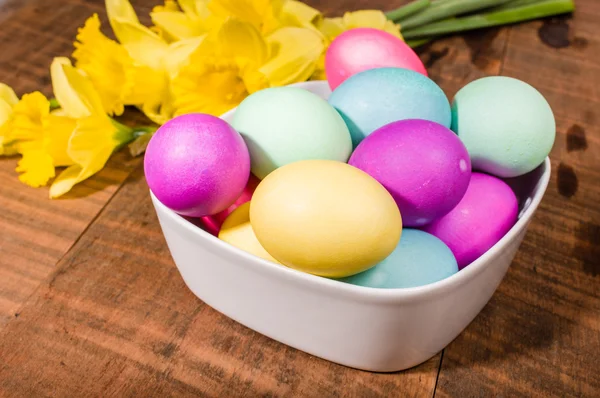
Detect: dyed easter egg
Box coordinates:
(250, 160, 402, 278)
(328, 67, 451, 147)
(200, 174, 260, 236)
(231, 87, 352, 179)
(349, 119, 471, 227)
(144, 113, 250, 217)
(338, 229, 458, 289)
(218, 203, 280, 264)
(325, 27, 427, 90)
(422, 173, 519, 269)
(452, 76, 555, 178)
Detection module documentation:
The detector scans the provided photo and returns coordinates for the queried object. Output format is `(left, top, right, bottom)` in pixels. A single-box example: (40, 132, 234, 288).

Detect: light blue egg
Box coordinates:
(338, 229, 458, 289)
(328, 67, 451, 147)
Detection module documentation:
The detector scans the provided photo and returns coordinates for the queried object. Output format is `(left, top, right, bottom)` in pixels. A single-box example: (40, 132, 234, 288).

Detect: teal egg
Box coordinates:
(452, 76, 555, 178)
(231, 87, 352, 179)
(328, 67, 451, 147)
(337, 229, 458, 289)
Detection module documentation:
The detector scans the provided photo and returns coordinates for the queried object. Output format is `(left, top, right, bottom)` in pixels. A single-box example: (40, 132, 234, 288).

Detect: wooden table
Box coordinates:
(0, 0, 598, 396)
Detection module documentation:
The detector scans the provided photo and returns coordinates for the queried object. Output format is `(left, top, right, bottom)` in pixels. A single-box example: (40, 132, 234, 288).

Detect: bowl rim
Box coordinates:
(150, 80, 552, 304)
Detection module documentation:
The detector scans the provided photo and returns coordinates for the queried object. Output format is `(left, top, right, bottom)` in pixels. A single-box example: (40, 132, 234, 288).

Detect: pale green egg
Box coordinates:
(231, 87, 352, 179)
(452, 76, 555, 178)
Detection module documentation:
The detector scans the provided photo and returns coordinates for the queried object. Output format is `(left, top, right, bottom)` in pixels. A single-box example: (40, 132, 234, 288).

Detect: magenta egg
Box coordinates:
(144, 113, 250, 217)
(422, 173, 519, 269)
(348, 119, 471, 227)
(325, 27, 427, 91)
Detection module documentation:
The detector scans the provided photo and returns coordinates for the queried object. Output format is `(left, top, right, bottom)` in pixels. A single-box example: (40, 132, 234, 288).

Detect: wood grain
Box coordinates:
(0, 0, 149, 328)
(435, 1, 600, 397)
(0, 0, 598, 396)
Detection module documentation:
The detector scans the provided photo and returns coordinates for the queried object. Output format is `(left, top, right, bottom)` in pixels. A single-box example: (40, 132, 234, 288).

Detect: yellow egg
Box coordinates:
(249, 159, 402, 277)
(218, 203, 280, 264)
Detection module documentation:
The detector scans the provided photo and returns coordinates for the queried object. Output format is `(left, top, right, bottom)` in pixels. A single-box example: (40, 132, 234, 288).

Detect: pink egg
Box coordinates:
(144, 113, 250, 217)
(325, 27, 427, 90)
(422, 173, 519, 269)
(199, 174, 260, 235)
(348, 119, 471, 227)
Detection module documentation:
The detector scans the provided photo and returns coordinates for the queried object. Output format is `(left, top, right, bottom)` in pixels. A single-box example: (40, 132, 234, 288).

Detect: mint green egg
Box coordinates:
(452, 76, 555, 178)
(231, 87, 352, 179)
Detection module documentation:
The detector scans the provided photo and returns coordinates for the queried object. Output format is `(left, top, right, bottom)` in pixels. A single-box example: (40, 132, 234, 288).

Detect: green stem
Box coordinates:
(406, 37, 436, 48)
(398, 0, 515, 29)
(49, 98, 60, 110)
(488, 0, 546, 11)
(386, 0, 431, 22)
(402, 0, 575, 39)
(131, 126, 158, 138)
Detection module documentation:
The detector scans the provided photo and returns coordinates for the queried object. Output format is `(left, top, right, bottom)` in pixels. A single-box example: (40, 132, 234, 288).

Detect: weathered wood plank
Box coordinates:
(0, 0, 153, 328)
(436, 1, 600, 396)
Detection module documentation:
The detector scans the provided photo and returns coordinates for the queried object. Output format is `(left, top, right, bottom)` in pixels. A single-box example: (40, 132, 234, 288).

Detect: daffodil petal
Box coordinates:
(105, 0, 140, 27)
(218, 19, 268, 65)
(150, 11, 205, 41)
(0, 137, 18, 156)
(209, 0, 282, 32)
(208, 0, 261, 26)
(47, 114, 76, 166)
(153, 0, 180, 13)
(109, 18, 169, 70)
(73, 14, 133, 116)
(178, 0, 222, 28)
(0, 98, 12, 127)
(125, 65, 167, 106)
(318, 17, 345, 41)
(51, 57, 105, 118)
(260, 27, 324, 87)
(342, 10, 402, 39)
(10, 92, 49, 142)
(49, 165, 85, 198)
(237, 58, 269, 93)
(282, 0, 322, 27)
(310, 53, 327, 81)
(50, 115, 118, 198)
(139, 96, 174, 125)
(172, 57, 267, 116)
(165, 35, 207, 78)
(16, 148, 55, 188)
(178, 0, 200, 19)
(0, 83, 19, 106)
(383, 20, 403, 39)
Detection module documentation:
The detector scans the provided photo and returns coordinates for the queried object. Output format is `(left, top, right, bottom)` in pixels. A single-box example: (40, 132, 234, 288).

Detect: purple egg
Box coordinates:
(144, 113, 250, 217)
(348, 119, 471, 227)
(422, 172, 519, 269)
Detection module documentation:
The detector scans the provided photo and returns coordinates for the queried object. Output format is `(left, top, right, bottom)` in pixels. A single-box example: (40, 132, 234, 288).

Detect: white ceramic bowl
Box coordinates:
(150, 81, 551, 372)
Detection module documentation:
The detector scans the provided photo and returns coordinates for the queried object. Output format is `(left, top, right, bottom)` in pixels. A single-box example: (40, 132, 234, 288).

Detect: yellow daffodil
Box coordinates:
(150, 0, 221, 42)
(73, 14, 133, 116)
(171, 17, 323, 116)
(104, 0, 207, 124)
(308, 10, 403, 80)
(48, 57, 134, 198)
(74, 13, 169, 124)
(0, 83, 19, 155)
(3, 90, 75, 187)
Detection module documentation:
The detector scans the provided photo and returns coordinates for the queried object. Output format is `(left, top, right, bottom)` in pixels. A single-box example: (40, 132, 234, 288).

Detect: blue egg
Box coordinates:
(328, 67, 451, 147)
(338, 229, 458, 289)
